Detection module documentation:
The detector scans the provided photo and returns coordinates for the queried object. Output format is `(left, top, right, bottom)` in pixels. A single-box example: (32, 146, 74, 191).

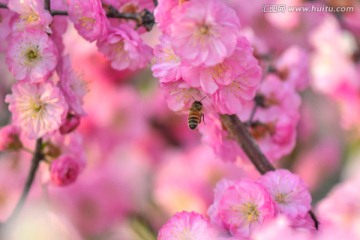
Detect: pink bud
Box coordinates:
(50, 155, 80, 186)
(59, 113, 81, 135)
(0, 125, 22, 151)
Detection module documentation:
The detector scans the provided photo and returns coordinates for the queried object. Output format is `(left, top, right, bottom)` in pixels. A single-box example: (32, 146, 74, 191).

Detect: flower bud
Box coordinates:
(0, 125, 22, 151)
(59, 113, 81, 135)
(50, 155, 80, 186)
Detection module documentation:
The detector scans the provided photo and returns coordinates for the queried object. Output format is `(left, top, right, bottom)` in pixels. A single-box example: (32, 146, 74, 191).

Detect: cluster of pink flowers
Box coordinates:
(158, 169, 313, 239)
(152, 0, 262, 116)
(1, 0, 93, 187)
(152, 0, 311, 165)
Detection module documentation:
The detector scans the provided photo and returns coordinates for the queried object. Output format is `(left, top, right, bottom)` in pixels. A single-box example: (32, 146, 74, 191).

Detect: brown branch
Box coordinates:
(6, 138, 43, 224)
(220, 114, 319, 229)
(0, 3, 155, 31)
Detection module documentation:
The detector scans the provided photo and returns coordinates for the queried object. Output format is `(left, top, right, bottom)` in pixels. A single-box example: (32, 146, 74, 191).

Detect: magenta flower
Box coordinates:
(170, 0, 241, 66)
(97, 25, 152, 71)
(8, 0, 53, 33)
(158, 211, 218, 240)
(6, 29, 58, 82)
(50, 155, 81, 186)
(259, 169, 312, 219)
(218, 180, 276, 238)
(5, 82, 68, 139)
(68, 0, 109, 42)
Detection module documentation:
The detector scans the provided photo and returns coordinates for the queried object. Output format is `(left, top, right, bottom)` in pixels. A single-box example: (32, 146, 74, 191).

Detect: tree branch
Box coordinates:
(6, 138, 43, 224)
(0, 3, 155, 31)
(220, 114, 319, 229)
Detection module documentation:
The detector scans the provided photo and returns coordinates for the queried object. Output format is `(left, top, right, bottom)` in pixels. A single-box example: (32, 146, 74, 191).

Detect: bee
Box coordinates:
(188, 96, 206, 130)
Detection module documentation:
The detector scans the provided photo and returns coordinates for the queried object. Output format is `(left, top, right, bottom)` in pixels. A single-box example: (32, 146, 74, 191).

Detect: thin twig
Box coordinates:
(247, 104, 258, 126)
(220, 114, 319, 229)
(0, 3, 7, 9)
(44, 0, 50, 12)
(0, 3, 155, 31)
(6, 138, 43, 224)
(153, 0, 158, 7)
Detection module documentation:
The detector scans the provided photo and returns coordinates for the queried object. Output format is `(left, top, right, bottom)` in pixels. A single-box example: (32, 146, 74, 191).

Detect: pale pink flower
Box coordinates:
(6, 29, 58, 82)
(317, 178, 360, 239)
(160, 81, 208, 113)
(50, 155, 81, 186)
(208, 179, 236, 231)
(199, 113, 248, 163)
(248, 114, 298, 162)
(68, 0, 109, 42)
(218, 180, 276, 238)
(5, 82, 68, 139)
(210, 59, 261, 115)
(182, 36, 261, 95)
(275, 45, 310, 91)
(154, 0, 184, 34)
(253, 215, 313, 240)
(259, 169, 312, 219)
(97, 25, 152, 71)
(8, 0, 52, 33)
(0, 125, 22, 151)
(158, 211, 218, 240)
(57, 55, 87, 116)
(252, 75, 301, 122)
(170, 0, 241, 66)
(151, 35, 182, 83)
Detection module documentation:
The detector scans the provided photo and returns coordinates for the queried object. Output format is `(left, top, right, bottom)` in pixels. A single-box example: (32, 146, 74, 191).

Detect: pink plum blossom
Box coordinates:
(6, 29, 58, 82)
(182, 36, 261, 95)
(57, 55, 87, 116)
(152, 35, 182, 83)
(8, 0, 53, 33)
(218, 180, 276, 238)
(50, 155, 81, 186)
(97, 25, 152, 71)
(317, 177, 360, 239)
(68, 0, 109, 42)
(5, 82, 68, 139)
(0, 124, 22, 151)
(199, 113, 250, 163)
(154, 0, 184, 34)
(208, 179, 236, 231)
(253, 215, 313, 240)
(161, 81, 208, 113)
(158, 211, 218, 240)
(259, 169, 312, 219)
(170, 0, 241, 66)
(275, 45, 310, 91)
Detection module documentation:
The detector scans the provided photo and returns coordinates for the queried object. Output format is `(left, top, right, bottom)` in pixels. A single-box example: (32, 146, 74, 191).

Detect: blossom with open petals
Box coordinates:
(5, 82, 68, 139)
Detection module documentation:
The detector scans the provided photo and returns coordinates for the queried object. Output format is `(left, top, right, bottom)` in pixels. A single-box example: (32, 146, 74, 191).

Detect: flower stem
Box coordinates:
(220, 114, 319, 229)
(6, 138, 43, 224)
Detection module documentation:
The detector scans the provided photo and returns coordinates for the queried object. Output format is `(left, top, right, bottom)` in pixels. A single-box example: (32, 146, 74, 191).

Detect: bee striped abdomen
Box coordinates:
(188, 111, 201, 130)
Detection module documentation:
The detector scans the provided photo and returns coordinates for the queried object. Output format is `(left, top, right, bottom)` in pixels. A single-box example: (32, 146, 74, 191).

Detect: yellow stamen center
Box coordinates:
(275, 193, 288, 204)
(24, 47, 41, 66)
(241, 202, 260, 223)
(79, 16, 95, 30)
(21, 11, 40, 24)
